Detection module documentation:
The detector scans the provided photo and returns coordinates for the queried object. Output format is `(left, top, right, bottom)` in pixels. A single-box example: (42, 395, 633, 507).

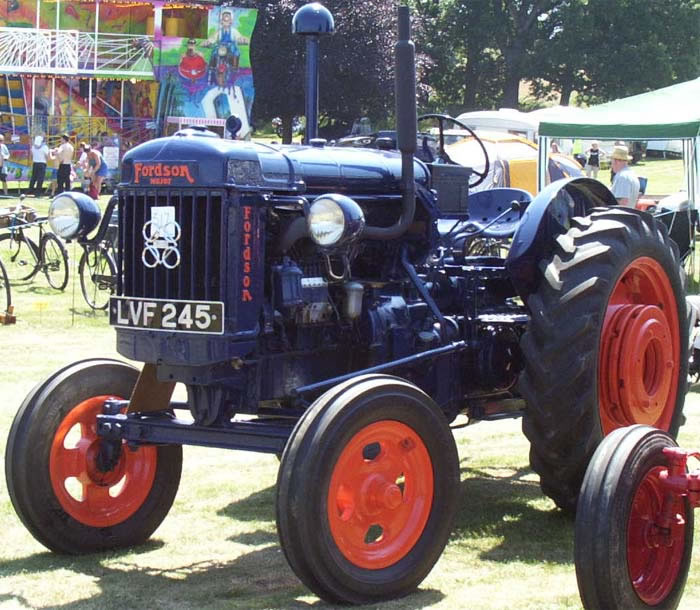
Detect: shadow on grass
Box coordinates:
(68, 306, 108, 318)
(218, 485, 276, 523)
(0, 538, 444, 609)
(0, 454, 573, 607)
(453, 463, 573, 565)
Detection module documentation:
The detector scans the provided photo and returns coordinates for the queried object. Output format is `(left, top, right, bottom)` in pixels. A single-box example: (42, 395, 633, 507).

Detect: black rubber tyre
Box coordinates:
(5, 359, 182, 554)
(520, 208, 688, 512)
(40, 232, 69, 291)
(276, 374, 459, 604)
(575, 425, 693, 609)
(0, 232, 40, 282)
(79, 245, 116, 310)
(0, 258, 10, 314)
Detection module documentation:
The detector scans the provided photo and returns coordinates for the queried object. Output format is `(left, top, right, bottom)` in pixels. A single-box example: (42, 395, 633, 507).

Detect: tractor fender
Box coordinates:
(505, 177, 618, 305)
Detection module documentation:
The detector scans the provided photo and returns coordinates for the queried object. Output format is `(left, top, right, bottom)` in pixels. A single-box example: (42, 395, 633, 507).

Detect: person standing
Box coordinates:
(0, 134, 9, 196)
(76, 141, 90, 192)
(28, 135, 49, 197)
(610, 144, 640, 208)
(52, 133, 74, 195)
(83, 143, 108, 199)
(583, 141, 604, 179)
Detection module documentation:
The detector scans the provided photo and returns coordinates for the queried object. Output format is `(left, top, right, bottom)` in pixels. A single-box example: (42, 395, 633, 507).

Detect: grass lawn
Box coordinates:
(2, 315, 700, 608)
(0, 178, 699, 608)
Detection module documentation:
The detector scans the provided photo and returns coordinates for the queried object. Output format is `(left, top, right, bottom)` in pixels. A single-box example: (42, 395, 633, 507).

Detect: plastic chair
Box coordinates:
(638, 176, 648, 195)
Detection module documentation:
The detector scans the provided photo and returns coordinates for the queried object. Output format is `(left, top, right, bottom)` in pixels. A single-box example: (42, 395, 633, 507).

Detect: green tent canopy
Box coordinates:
(536, 78, 699, 202)
(539, 78, 700, 140)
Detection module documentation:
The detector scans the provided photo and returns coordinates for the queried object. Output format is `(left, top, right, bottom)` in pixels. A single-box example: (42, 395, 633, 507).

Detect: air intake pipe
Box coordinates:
(362, 5, 416, 240)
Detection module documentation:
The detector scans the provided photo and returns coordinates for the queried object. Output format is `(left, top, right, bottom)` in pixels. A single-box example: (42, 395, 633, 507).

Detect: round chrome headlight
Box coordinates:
(306, 194, 365, 248)
(49, 193, 101, 239)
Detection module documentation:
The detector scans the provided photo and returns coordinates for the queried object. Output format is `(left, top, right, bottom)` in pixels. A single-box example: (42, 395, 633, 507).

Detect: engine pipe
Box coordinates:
(362, 5, 416, 240)
(291, 340, 467, 398)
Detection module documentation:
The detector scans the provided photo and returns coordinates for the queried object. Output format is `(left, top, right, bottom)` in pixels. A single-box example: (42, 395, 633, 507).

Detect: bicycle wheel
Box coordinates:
(0, 259, 11, 315)
(0, 232, 41, 282)
(79, 245, 117, 310)
(40, 233, 69, 291)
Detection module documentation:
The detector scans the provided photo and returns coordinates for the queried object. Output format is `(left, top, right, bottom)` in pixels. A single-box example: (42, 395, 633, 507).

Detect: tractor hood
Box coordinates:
(120, 129, 430, 195)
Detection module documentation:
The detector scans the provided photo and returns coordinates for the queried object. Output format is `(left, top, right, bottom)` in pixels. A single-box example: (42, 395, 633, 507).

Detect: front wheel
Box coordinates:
(520, 208, 688, 511)
(575, 425, 693, 609)
(0, 232, 40, 282)
(79, 245, 116, 310)
(5, 359, 182, 554)
(276, 374, 459, 604)
(40, 232, 69, 291)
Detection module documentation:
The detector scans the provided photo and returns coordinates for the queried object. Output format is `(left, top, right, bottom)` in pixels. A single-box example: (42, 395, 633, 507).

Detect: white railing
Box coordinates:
(0, 28, 155, 78)
(77, 32, 155, 78)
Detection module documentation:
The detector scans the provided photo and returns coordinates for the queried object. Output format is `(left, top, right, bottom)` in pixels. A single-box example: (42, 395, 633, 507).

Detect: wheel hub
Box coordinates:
(602, 304, 673, 427)
(599, 257, 681, 434)
(327, 420, 434, 569)
(628, 465, 687, 605)
(50, 395, 158, 527)
(362, 474, 403, 513)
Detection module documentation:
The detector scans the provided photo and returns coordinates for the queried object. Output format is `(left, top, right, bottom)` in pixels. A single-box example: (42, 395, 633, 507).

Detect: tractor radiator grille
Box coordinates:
(118, 189, 226, 301)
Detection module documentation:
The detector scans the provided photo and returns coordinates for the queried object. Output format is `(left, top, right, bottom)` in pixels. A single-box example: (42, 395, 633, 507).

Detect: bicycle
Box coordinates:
(77, 206, 118, 310)
(0, 205, 69, 291)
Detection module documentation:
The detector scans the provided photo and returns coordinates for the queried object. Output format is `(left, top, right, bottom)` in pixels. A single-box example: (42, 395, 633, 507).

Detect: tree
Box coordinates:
(579, 0, 700, 103)
(525, 0, 590, 106)
(410, 0, 504, 114)
(411, 0, 568, 111)
(250, 0, 396, 142)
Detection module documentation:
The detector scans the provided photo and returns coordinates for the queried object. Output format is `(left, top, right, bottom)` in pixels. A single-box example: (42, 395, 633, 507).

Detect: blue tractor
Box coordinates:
(5, 5, 688, 605)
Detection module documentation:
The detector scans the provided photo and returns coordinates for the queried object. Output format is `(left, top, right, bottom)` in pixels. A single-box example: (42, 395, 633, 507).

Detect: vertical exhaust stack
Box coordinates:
(363, 5, 417, 240)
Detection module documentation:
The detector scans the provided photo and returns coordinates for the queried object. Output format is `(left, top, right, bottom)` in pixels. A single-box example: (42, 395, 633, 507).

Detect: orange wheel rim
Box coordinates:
(627, 465, 687, 604)
(599, 257, 680, 434)
(49, 396, 157, 527)
(327, 420, 434, 569)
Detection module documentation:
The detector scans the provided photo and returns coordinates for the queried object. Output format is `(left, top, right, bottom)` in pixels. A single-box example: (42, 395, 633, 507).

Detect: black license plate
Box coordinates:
(110, 297, 224, 334)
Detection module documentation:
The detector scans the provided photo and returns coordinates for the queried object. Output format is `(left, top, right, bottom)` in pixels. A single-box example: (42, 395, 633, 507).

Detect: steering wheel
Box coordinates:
(417, 113, 490, 188)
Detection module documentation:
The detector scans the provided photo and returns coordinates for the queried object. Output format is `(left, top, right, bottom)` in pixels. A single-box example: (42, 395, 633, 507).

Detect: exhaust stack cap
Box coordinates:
(292, 3, 335, 36)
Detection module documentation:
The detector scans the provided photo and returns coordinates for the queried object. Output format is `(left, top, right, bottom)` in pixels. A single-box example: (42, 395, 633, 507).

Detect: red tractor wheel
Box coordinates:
(575, 425, 693, 609)
(276, 374, 459, 604)
(520, 208, 688, 512)
(5, 359, 182, 554)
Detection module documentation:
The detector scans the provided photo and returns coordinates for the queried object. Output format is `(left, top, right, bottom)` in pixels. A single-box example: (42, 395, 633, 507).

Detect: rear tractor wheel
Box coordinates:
(5, 359, 182, 553)
(520, 208, 687, 511)
(276, 374, 459, 604)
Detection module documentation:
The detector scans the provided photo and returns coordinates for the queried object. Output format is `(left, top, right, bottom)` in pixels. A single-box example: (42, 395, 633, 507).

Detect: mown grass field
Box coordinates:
(1, 162, 699, 608)
(2, 308, 700, 609)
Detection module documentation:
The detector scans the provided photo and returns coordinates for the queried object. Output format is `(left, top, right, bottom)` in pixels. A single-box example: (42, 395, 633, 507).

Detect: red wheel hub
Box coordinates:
(50, 396, 157, 527)
(627, 465, 687, 605)
(599, 257, 680, 434)
(327, 420, 434, 569)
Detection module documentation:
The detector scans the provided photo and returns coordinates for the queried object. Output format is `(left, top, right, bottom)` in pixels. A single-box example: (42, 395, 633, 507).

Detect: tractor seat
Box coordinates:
(437, 187, 531, 239)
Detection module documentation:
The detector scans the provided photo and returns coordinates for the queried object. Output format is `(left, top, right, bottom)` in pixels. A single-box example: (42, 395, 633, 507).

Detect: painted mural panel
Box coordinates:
(158, 7, 257, 136)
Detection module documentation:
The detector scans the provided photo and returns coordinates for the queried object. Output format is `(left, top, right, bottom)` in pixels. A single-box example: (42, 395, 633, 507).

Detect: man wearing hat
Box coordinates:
(610, 144, 640, 207)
